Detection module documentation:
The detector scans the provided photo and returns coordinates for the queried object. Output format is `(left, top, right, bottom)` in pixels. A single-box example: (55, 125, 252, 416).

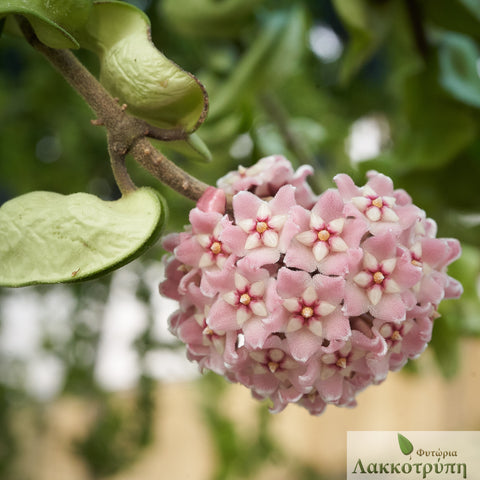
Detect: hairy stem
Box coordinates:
(17, 16, 212, 202)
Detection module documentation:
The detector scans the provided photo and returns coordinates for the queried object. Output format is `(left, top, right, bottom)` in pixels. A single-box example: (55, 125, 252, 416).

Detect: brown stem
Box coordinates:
(131, 138, 210, 202)
(17, 16, 212, 203)
(18, 16, 123, 129)
(107, 134, 137, 194)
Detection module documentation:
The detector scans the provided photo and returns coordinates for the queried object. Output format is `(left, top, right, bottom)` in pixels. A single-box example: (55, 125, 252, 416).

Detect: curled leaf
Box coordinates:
(76, 0, 208, 132)
(0, 0, 92, 48)
(0, 187, 166, 286)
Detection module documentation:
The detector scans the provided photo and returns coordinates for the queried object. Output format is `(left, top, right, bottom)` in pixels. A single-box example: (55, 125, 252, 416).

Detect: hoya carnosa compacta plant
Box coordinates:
(160, 156, 462, 415)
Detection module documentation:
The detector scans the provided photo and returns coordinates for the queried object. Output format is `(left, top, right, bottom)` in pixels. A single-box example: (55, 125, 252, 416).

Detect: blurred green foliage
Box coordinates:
(1, 0, 480, 479)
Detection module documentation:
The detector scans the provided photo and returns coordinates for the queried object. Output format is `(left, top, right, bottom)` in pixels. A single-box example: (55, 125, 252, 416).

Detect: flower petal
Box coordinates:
(245, 233, 262, 250)
(296, 230, 317, 246)
(308, 320, 323, 336)
(251, 300, 268, 317)
(367, 285, 383, 305)
(262, 229, 279, 248)
(283, 298, 300, 313)
(328, 217, 345, 234)
(313, 241, 329, 262)
(353, 271, 371, 288)
(329, 236, 348, 253)
(302, 286, 318, 304)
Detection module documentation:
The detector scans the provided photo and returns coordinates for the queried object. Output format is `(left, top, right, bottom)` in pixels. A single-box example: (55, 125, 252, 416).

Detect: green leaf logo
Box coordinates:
(397, 433, 414, 456)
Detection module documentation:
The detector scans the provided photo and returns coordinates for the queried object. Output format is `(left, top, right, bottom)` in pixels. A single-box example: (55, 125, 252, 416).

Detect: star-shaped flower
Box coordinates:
(284, 189, 367, 274)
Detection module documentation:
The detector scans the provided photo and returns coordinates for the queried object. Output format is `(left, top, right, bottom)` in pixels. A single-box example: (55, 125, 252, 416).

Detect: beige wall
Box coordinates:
(14, 338, 480, 480)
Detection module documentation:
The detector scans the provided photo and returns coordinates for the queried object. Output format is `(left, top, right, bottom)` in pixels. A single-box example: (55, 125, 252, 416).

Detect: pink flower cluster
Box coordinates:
(159, 155, 462, 415)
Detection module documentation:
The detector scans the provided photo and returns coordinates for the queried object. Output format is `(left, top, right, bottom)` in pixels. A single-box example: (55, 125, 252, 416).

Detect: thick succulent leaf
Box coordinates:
(0, 187, 166, 287)
(438, 32, 480, 108)
(161, 0, 264, 38)
(0, 0, 92, 48)
(76, 0, 207, 132)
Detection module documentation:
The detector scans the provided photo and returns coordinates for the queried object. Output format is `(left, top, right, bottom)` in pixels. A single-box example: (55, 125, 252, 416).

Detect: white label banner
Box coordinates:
(347, 431, 480, 480)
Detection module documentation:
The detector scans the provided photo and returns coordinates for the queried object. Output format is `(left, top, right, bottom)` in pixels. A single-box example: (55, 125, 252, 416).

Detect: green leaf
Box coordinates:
(439, 244, 480, 336)
(0, 187, 166, 287)
(76, 0, 207, 132)
(397, 434, 414, 456)
(423, 0, 480, 40)
(430, 316, 460, 378)
(438, 32, 480, 108)
(209, 7, 307, 121)
(332, 0, 392, 83)
(0, 0, 92, 49)
(458, 0, 480, 20)
(162, 0, 264, 38)
(155, 133, 212, 163)
(390, 70, 477, 170)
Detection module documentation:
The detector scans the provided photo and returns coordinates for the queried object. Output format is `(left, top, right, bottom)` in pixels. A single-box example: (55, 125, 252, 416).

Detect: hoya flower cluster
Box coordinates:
(160, 155, 462, 415)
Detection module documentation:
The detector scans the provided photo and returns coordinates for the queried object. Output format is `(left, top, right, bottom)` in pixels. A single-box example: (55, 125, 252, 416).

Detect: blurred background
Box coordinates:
(1, 0, 480, 478)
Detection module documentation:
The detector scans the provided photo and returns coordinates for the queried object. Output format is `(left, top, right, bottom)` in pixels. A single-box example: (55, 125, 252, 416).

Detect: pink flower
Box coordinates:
(273, 267, 348, 362)
(207, 266, 278, 349)
(235, 335, 307, 405)
(410, 237, 462, 305)
(174, 209, 233, 270)
(217, 154, 318, 208)
(284, 189, 367, 274)
(334, 171, 419, 235)
(221, 185, 297, 268)
(159, 160, 463, 415)
(344, 233, 422, 322)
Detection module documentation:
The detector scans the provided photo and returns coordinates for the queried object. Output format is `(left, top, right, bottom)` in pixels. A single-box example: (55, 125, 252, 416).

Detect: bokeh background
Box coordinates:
(1, 0, 480, 479)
